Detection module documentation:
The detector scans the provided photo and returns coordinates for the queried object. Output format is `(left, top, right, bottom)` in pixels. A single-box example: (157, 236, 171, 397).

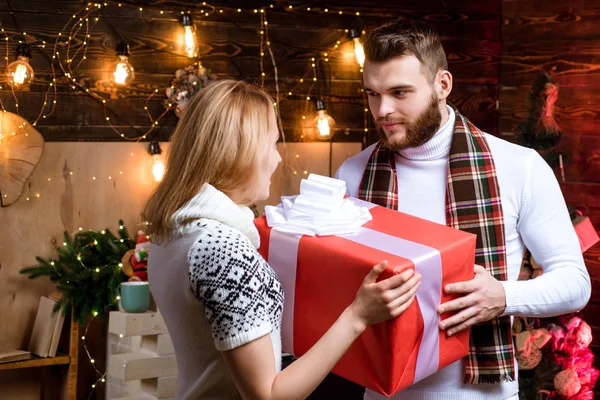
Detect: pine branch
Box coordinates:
(20, 220, 136, 325)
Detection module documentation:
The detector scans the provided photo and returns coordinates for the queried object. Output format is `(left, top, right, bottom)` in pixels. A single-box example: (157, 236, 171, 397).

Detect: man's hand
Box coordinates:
(437, 264, 506, 336)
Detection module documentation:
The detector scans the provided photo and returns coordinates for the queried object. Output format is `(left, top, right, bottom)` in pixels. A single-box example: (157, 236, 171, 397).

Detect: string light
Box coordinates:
(53, 223, 156, 400)
(47, 5, 167, 141)
(15, 161, 139, 205)
(0, 2, 373, 183)
(80, 301, 120, 397)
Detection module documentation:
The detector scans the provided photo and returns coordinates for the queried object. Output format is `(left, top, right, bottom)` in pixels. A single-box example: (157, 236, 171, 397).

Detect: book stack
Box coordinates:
(28, 295, 66, 358)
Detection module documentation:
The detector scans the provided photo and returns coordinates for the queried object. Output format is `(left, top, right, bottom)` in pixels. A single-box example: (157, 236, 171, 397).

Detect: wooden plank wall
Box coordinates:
(0, 0, 500, 143)
(500, 0, 600, 389)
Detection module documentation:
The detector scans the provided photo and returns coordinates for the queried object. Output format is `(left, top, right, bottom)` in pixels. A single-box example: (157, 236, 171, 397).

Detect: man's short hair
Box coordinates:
(364, 19, 448, 83)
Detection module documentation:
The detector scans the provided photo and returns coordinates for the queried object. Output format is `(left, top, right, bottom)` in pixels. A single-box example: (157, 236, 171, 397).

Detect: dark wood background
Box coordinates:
(1, 0, 599, 397)
(0, 0, 501, 143)
(501, 2, 600, 394)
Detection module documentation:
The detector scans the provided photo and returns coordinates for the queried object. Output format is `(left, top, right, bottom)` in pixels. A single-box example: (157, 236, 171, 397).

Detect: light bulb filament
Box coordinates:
(13, 63, 28, 85)
(152, 154, 165, 182)
(353, 37, 365, 68)
(184, 26, 196, 58)
(317, 117, 330, 138)
(317, 110, 331, 138)
(113, 63, 129, 85)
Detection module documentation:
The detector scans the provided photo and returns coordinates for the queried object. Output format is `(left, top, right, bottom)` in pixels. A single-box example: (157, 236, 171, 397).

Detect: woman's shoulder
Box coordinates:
(187, 218, 284, 351)
(188, 219, 257, 260)
(187, 219, 265, 286)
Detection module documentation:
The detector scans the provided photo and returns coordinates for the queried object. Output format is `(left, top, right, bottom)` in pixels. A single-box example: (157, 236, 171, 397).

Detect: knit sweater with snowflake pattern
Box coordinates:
(148, 184, 284, 400)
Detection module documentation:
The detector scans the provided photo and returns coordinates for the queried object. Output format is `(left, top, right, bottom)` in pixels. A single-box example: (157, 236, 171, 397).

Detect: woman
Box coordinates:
(143, 80, 421, 400)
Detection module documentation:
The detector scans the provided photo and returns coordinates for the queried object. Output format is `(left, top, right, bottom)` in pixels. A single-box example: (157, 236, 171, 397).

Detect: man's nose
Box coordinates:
(377, 96, 395, 119)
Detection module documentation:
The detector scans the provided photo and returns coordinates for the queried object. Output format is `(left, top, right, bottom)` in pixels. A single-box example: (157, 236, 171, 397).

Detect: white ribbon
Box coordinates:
(267, 229, 301, 353)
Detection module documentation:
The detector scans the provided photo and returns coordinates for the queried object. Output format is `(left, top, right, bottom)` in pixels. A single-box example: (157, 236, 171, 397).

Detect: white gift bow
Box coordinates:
(265, 173, 373, 236)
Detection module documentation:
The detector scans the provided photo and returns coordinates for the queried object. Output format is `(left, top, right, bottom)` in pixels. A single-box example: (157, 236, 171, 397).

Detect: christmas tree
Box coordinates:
(20, 221, 136, 325)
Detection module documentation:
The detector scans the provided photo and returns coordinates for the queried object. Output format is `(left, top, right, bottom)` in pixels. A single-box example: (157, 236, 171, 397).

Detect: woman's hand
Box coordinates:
(349, 260, 422, 330)
(223, 260, 421, 400)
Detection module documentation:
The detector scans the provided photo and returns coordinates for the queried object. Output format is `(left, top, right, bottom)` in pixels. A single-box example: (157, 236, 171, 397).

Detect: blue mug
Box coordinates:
(119, 281, 150, 313)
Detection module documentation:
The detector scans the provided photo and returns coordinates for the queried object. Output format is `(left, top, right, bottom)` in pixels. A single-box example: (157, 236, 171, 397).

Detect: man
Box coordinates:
(336, 19, 591, 399)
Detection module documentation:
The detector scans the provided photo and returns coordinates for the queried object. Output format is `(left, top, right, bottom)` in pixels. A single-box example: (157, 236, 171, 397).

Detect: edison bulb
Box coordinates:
(353, 37, 365, 68)
(152, 154, 165, 182)
(7, 56, 34, 87)
(184, 26, 197, 58)
(314, 110, 336, 140)
(111, 55, 135, 86)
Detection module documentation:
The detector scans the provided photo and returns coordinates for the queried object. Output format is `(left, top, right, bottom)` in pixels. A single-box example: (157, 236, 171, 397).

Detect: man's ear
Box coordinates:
(436, 70, 453, 101)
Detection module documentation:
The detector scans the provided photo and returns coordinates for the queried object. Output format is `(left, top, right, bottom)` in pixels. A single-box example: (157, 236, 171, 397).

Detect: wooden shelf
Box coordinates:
(0, 353, 70, 370)
(0, 308, 78, 398)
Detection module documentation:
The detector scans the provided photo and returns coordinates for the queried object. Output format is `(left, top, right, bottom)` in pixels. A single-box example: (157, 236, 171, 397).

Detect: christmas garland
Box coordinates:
(20, 221, 135, 325)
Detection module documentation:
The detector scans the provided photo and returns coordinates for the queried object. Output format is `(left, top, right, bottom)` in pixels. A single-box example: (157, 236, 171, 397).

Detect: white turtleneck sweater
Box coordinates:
(336, 106, 591, 400)
(148, 184, 284, 400)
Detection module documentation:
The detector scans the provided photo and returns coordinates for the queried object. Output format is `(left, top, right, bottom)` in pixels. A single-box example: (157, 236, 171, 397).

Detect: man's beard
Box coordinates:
(376, 94, 442, 152)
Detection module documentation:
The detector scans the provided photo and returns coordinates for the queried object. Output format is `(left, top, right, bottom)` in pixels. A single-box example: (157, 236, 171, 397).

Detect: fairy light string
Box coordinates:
(52, 221, 148, 398)
(0, 1, 369, 147)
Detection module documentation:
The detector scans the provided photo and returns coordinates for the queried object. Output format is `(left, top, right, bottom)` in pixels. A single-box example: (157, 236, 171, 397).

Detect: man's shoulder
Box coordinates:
(337, 143, 377, 178)
(335, 143, 378, 197)
(483, 133, 539, 168)
(344, 142, 378, 163)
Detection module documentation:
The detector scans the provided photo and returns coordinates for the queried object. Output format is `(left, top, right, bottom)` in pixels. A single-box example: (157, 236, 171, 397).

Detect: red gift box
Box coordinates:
(573, 215, 599, 253)
(255, 198, 476, 396)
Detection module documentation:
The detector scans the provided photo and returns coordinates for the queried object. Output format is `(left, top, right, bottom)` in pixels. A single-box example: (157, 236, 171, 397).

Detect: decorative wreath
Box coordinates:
(165, 65, 215, 117)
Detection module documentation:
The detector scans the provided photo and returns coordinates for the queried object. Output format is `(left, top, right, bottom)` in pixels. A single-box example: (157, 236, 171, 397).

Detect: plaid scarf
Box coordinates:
(359, 109, 515, 384)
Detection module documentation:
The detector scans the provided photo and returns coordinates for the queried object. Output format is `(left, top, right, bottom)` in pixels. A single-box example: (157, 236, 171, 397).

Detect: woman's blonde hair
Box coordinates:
(142, 79, 275, 243)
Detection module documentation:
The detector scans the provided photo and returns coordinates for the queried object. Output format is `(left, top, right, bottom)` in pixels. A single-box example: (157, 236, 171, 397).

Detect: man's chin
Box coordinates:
(379, 129, 403, 142)
(381, 138, 409, 152)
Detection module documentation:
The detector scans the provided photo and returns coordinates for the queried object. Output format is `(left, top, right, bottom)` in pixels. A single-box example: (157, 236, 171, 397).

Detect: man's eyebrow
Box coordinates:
(388, 85, 415, 91)
(363, 85, 415, 92)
